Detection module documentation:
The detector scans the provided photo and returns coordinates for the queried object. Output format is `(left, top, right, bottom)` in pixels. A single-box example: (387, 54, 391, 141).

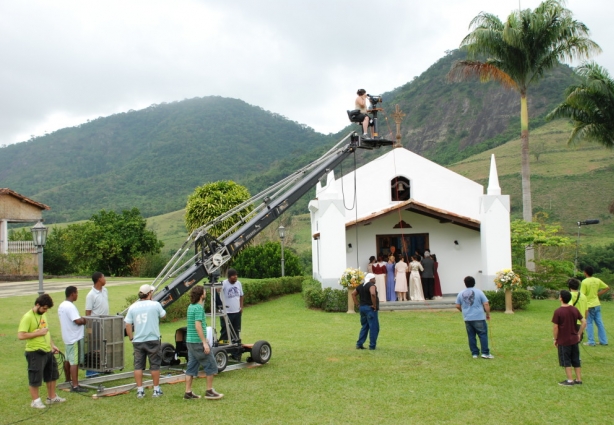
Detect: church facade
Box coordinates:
(308, 148, 511, 294)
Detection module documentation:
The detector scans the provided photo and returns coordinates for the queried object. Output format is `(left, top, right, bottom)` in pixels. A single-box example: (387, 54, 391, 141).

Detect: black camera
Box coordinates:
(367, 94, 382, 105)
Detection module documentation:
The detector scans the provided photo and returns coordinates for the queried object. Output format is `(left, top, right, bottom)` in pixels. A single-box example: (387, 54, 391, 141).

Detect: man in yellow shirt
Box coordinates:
(580, 266, 610, 346)
(18, 294, 66, 409)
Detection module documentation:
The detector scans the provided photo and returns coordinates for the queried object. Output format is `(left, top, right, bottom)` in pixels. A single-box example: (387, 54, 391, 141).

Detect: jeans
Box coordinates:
(586, 306, 608, 345)
(356, 305, 379, 349)
(465, 320, 489, 355)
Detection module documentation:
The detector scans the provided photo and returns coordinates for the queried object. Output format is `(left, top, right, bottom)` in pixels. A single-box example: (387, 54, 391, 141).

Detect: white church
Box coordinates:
(308, 147, 511, 294)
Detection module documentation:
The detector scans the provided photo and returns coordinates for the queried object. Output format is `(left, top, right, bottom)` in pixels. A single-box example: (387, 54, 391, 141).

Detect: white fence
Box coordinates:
(8, 241, 37, 254)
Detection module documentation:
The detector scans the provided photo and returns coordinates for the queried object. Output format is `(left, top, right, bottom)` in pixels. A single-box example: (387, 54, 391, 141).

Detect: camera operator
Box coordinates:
(354, 89, 371, 136)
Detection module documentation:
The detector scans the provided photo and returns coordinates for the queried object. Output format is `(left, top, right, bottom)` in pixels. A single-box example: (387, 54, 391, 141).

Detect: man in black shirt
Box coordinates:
(351, 273, 380, 350)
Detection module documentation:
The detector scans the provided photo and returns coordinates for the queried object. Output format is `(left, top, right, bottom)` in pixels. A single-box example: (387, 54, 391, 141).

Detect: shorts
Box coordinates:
(557, 344, 581, 368)
(133, 340, 162, 371)
(354, 113, 373, 126)
(25, 350, 59, 387)
(186, 342, 218, 376)
(65, 339, 84, 366)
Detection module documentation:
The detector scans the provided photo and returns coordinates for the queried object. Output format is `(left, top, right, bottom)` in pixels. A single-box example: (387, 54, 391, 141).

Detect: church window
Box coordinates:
(391, 176, 410, 201)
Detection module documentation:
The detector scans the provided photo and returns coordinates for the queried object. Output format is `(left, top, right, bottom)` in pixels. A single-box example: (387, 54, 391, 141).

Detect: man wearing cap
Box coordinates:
(351, 273, 380, 350)
(125, 284, 166, 398)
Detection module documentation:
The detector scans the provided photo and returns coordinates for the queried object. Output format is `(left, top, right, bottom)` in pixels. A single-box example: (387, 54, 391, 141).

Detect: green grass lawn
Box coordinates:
(2, 287, 614, 424)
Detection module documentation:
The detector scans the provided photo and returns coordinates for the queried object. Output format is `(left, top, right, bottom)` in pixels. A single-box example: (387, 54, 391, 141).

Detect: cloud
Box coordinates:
(0, 0, 611, 145)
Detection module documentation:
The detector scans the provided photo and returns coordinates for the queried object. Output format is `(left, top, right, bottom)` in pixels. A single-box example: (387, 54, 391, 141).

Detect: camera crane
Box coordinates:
(146, 132, 393, 311)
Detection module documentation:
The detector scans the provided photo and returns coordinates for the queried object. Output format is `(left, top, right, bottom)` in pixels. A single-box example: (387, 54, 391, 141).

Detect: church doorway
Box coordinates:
(377, 233, 429, 261)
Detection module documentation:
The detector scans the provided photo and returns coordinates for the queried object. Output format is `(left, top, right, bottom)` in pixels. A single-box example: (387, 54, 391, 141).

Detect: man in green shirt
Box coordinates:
(567, 279, 588, 342)
(580, 266, 610, 346)
(183, 285, 223, 400)
(17, 294, 66, 409)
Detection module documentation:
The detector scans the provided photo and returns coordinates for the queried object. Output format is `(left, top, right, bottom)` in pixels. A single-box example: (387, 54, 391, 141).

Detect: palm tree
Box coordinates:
(547, 62, 614, 148)
(448, 0, 600, 270)
(448, 0, 599, 222)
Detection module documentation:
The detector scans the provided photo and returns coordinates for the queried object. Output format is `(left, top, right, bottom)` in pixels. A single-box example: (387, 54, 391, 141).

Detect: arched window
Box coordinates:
(391, 176, 410, 201)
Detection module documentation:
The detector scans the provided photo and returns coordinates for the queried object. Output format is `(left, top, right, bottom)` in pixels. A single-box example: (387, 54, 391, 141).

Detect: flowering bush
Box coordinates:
(339, 268, 365, 289)
(494, 269, 522, 290)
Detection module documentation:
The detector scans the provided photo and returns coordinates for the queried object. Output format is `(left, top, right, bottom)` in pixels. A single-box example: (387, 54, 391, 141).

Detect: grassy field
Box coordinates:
(2, 285, 614, 425)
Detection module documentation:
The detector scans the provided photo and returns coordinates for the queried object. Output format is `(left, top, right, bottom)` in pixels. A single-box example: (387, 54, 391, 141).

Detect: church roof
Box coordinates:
(345, 198, 480, 231)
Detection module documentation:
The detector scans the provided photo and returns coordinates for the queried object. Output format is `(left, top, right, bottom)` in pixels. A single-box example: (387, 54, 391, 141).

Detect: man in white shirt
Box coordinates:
(85, 272, 109, 316)
(219, 269, 244, 344)
(84, 272, 109, 377)
(57, 286, 87, 392)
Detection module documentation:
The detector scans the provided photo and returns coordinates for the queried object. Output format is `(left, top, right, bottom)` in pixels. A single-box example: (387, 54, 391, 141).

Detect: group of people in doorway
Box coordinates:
(367, 249, 442, 302)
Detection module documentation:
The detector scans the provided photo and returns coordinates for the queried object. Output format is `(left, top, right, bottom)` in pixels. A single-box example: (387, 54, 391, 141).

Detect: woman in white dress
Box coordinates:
(409, 256, 425, 301)
(395, 257, 409, 301)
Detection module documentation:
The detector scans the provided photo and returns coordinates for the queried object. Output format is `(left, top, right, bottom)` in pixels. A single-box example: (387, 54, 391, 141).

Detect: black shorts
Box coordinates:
(133, 340, 162, 371)
(557, 344, 581, 368)
(354, 113, 373, 126)
(25, 350, 59, 387)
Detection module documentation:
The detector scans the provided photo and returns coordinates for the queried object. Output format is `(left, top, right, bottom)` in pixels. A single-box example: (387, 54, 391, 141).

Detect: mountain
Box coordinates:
(0, 97, 333, 222)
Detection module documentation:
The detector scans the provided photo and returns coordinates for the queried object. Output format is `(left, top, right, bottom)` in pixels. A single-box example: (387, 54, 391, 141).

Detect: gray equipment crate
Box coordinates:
(80, 315, 125, 372)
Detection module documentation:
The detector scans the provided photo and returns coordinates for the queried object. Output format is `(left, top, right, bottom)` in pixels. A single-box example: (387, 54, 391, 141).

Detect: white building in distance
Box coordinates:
(308, 148, 511, 294)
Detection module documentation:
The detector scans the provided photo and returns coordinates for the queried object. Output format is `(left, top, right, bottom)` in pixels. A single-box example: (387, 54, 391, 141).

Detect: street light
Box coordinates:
(574, 219, 599, 274)
(278, 225, 285, 277)
(30, 221, 48, 295)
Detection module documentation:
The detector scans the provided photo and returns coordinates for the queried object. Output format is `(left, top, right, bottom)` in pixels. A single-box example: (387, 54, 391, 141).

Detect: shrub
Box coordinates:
(130, 252, 171, 278)
(232, 241, 303, 278)
(302, 278, 349, 312)
(321, 288, 348, 312)
(530, 285, 548, 300)
(484, 289, 531, 311)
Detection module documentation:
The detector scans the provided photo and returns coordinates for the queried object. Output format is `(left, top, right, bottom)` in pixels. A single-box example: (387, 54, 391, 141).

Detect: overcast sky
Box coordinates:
(1, 0, 611, 146)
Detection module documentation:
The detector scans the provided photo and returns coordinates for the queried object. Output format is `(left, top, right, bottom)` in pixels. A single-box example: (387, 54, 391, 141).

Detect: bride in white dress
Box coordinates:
(409, 256, 425, 301)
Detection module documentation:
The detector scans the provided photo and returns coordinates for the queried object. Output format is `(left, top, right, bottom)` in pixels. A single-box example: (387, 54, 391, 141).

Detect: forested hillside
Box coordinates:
(0, 97, 333, 222)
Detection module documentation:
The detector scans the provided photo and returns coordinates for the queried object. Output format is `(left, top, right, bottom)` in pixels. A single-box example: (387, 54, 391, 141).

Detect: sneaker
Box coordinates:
(356, 345, 365, 350)
(152, 389, 164, 398)
(573, 380, 583, 385)
(205, 388, 224, 400)
(136, 390, 145, 399)
(583, 342, 596, 346)
(481, 354, 494, 359)
(184, 391, 201, 400)
(558, 380, 575, 386)
(70, 386, 89, 393)
(31, 399, 46, 409)
(46, 395, 66, 404)
(472, 355, 478, 359)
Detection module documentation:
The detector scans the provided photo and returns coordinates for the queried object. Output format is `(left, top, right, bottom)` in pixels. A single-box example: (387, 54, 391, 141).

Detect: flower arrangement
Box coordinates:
(339, 268, 365, 289)
(494, 269, 522, 290)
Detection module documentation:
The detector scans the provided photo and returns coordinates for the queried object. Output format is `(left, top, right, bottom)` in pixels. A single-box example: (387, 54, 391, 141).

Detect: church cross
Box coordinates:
(392, 104, 405, 148)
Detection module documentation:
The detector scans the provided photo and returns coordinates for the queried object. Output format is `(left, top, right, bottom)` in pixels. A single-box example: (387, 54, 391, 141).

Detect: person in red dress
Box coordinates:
(432, 254, 443, 298)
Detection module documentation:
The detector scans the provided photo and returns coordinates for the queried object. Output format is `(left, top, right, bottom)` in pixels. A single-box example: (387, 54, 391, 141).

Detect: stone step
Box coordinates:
(379, 297, 457, 311)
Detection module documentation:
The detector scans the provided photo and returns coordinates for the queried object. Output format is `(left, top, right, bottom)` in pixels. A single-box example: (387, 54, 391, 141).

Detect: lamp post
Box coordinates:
(574, 219, 599, 274)
(30, 221, 48, 295)
(278, 225, 285, 277)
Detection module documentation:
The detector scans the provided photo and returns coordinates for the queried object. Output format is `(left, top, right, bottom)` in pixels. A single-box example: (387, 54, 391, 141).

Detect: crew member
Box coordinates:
(355, 89, 371, 136)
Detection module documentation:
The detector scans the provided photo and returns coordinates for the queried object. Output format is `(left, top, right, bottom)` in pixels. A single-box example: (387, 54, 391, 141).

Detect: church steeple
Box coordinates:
(487, 154, 501, 195)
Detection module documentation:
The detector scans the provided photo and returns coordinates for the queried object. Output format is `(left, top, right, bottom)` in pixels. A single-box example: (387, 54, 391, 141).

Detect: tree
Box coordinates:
(184, 180, 252, 237)
(532, 141, 547, 162)
(232, 241, 302, 278)
(63, 208, 163, 276)
(448, 0, 600, 269)
(547, 62, 614, 148)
